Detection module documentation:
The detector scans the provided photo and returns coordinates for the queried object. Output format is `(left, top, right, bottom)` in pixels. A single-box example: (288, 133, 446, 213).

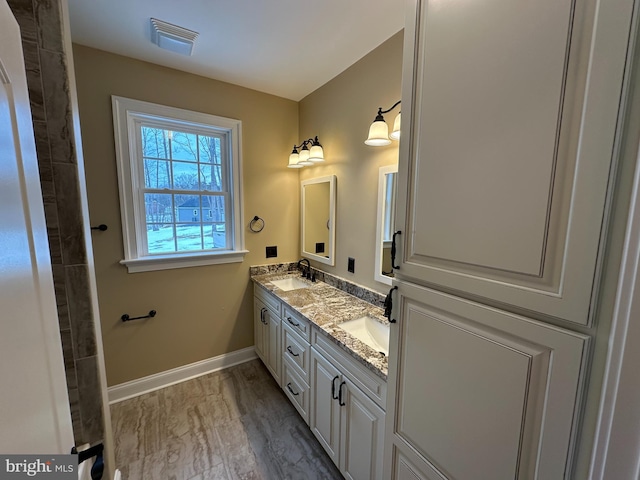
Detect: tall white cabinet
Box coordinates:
(394, 0, 634, 326)
(385, 0, 636, 478)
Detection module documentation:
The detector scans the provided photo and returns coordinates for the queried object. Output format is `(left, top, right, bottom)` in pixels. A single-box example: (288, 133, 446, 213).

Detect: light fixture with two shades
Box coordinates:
(365, 100, 401, 146)
(287, 136, 325, 168)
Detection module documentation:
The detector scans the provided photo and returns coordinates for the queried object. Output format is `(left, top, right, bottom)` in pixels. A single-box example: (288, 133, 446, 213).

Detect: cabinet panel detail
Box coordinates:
(283, 361, 310, 424)
(266, 309, 281, 386)
(254, 298, 268, 362)
(398, 305, 547, 479)
(410, 0, 575, 276)
(283, 322, 311, 383)
(283, 305, 312, 342)
(394, 449, 441, 480)
(310, 349, 341, 466)
(396, 0, 635, 324)
(341, 378, 385, 480)
(389, 283, 588, 479)
(255, 285, 281, 317)
(313, 330, 387, 409)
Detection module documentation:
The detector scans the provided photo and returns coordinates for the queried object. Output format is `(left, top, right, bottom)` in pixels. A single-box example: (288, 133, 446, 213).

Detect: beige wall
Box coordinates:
(73, 45, 300, 386)
(299, 31, 404, 293)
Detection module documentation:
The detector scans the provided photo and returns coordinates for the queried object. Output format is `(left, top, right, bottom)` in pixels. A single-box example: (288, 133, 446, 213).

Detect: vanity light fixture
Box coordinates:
(288, 136, 324, 168)
(365, 100, 401, 146)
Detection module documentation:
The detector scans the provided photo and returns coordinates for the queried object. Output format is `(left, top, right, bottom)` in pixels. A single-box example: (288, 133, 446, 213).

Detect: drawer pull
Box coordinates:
(338, 381, 346, 406)
(331, 375, 340, 400)
(286, 382, 300, 396)
(287, 345, 300, 357)
(287, 317, 301, 328)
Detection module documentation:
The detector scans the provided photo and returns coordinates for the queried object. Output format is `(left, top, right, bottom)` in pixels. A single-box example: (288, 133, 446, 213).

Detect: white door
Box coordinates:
(394, 0, 635, 326)
(266, 308, 281, 386)
(385, 281, 589, 479)
(340, 377, 385, 480)
(310, 349, 341, 466)
(254, 297, 267, 362)
(0, 0, 74, 454)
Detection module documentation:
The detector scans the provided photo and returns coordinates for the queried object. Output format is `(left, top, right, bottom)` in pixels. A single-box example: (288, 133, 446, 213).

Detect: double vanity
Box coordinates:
(251, 268, 390, 480)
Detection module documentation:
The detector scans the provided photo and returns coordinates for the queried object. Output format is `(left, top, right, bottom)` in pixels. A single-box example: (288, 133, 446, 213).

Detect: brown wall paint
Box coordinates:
(73, 45, 300, 386)
(299, 31, 404, 293)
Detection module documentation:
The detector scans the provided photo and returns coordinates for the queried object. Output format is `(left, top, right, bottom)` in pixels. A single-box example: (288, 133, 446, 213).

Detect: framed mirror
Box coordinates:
(301, 175, 336, 266)
(375, 165, 397, 285)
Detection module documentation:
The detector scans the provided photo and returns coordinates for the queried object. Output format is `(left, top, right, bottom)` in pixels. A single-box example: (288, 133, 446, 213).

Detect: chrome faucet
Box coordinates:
(297, 258, 311, 280)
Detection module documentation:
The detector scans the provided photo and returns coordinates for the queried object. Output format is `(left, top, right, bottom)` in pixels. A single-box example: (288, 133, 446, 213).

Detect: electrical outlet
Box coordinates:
(266, 246, 277, 258)
(348, 257, 355, 273)
(315, 242, 325, 254)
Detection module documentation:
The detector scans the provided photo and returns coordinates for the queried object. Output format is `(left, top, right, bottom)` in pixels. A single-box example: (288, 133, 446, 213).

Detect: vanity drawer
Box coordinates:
(254, 284, 282, 317)
(282, 362, 310, 424)
(282, 323, 311, 382)
(283, 306, 311, 342)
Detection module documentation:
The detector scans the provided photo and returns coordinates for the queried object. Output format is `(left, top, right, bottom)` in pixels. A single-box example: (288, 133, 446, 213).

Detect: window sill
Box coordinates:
(120, 250, 249, 273)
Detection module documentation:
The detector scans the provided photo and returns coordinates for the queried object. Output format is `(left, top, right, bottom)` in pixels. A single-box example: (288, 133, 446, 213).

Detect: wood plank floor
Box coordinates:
(111, 359, 343, 479)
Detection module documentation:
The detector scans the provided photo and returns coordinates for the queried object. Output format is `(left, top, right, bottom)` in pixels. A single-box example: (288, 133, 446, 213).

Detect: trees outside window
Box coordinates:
(112, 96, 246, 273)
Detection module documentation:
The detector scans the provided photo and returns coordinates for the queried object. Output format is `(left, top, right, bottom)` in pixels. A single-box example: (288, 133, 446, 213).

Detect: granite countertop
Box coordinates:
(251, 271, 389, 379)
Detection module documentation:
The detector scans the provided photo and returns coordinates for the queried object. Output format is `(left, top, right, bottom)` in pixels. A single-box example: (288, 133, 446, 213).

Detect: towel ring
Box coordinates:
(249, 216, 265, 232)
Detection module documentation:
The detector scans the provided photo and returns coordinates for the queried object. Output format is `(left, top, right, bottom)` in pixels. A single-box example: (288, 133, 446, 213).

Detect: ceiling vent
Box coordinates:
(150, 18, 199, 56)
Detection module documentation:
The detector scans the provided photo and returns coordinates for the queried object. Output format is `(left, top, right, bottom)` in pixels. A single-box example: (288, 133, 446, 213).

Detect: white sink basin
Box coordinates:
(338, 316, 390, 356)
(270, 277, 309, 291)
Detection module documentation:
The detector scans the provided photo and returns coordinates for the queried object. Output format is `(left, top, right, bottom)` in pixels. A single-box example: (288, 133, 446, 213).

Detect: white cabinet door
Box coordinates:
(395, 0, 635, 325)
(310, 348, 341, 466)
(253, 297, 268, 362)
(384, 281, 589, 479)
(266, 307, 281, 387)
(340, 377, 385, 480)
(254, 295, 281, 385)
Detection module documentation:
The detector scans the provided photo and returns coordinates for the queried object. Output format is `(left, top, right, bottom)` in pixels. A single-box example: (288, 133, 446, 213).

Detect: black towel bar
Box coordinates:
(121, 310, 156, 322)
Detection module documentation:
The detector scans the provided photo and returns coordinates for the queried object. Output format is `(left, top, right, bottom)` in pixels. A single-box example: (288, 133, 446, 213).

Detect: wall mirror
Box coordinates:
(375, 165, 397, 285)
(301, 175, 336, 266)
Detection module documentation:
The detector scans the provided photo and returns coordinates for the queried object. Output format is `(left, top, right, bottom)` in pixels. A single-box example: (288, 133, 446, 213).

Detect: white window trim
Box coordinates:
(112, 96, 247, 273)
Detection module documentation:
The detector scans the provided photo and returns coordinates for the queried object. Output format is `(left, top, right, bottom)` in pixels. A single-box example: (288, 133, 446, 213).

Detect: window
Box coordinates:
(112, 96, 247, 272)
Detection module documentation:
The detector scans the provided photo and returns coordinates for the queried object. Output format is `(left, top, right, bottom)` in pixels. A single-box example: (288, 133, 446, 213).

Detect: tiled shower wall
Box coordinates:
(7, 0, 105, 446)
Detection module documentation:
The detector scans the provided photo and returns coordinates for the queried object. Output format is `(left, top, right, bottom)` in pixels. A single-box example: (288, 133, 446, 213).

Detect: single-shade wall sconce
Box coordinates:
(288, 136, 325, 168)
(365, 100, 401, 146)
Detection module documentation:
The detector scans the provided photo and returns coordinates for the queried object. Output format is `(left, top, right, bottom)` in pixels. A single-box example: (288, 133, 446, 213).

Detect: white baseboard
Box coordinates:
(108, 346, 258, 404)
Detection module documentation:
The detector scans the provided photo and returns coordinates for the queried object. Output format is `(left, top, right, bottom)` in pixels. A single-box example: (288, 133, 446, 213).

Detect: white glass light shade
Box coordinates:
(288, 152, 303, 168)
(389, 113, 401, 140)
(298, 147, 313, 165)
(365, 120, 391, 146)
(309, 144, 324, 162)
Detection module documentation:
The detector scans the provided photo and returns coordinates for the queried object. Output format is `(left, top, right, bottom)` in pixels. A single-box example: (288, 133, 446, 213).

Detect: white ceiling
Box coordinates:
(67, 0, 405, 101)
